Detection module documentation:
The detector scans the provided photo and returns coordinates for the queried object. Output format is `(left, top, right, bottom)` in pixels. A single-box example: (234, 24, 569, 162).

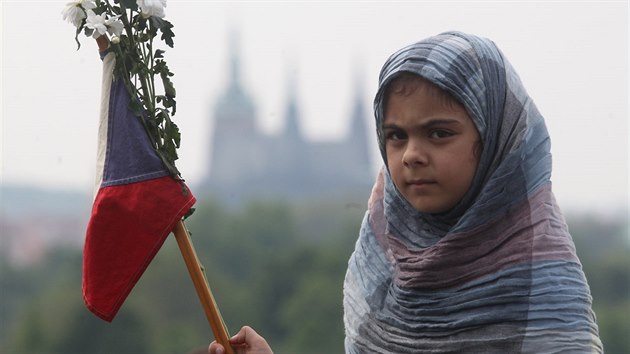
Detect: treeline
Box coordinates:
(567, 213, 630, 353)
(1, 198, 628, 353)
(2, 198, 363, 353)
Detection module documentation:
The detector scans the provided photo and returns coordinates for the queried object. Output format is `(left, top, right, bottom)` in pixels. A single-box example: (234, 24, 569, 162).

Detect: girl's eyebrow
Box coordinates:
(420, 118, 462, 129)
(383, 123, 402, 130)
(383, 118, 462, 130)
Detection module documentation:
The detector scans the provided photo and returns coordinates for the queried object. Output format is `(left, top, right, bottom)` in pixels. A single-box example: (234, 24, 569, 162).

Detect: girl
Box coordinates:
(210, 31, 602, 354)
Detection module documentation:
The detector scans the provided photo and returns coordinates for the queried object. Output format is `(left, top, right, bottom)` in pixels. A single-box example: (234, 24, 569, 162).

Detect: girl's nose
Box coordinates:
(402, 140, 428, 167)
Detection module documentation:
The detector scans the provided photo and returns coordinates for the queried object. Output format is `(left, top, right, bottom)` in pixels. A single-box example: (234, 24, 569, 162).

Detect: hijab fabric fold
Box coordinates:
(343, 31, 602, 353)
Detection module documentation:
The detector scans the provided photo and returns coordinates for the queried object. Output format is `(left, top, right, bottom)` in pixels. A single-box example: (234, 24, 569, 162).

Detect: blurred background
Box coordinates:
(1, 1, 628, 353)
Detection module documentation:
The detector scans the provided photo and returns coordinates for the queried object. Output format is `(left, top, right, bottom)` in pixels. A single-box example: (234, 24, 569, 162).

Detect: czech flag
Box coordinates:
(83, 50, 196, 322)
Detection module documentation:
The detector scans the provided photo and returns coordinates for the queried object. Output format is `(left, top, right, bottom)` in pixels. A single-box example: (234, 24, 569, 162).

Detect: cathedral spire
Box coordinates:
(228, 29, 242, 90)
(214, 27, 255, 124)
(347, 64, 372, 170)
(283, 69, 302, 140)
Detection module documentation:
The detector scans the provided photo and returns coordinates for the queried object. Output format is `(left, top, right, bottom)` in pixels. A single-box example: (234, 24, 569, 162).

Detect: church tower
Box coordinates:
(272, 73, 310, 188)
(202, 31, 266, 200)
(199, 31, 374, 203)
(345, 74, 373, 181)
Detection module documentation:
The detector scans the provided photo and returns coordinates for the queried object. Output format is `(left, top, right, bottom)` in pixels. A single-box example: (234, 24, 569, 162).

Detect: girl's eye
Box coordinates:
(385, 130, 407, 141)
(429, 129, 453, 139)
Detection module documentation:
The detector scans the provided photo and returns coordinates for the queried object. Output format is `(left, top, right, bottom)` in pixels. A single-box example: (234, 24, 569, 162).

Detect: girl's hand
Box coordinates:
(208, 326, 273, 354)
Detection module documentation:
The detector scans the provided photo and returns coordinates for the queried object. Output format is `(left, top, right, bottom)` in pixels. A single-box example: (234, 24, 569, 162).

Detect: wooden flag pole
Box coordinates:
(173, 220, 235, 354)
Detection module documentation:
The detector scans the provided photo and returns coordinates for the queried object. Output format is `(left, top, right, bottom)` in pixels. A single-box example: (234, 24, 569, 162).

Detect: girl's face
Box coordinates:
(383, 82, 480, 214)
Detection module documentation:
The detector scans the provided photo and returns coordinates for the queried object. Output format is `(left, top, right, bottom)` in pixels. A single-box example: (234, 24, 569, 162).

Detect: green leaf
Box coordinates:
(159, 21, 175, 48)
(136, 16, 147, 32)
(166, 120, 181, 148)
(153, 59, 166, 73)
(161, 72, 176, 98)
(110, 4, 123, 16)
(183, 206, 195, 218)
(150, 16, 166, 29)
(119, 0, 138, 11)
(155, 149, 180, 177)
(128, 97, 143, 117)
(155, 111, 167, 125)
(164, 140, 179, 161)
(94, 7, 107, 16)
(137, 32, 150, 42)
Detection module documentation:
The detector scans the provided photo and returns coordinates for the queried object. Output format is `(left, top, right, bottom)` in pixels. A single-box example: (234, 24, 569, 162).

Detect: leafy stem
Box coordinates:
(77, 0, 182, 179)
(64, 0, 190, 198)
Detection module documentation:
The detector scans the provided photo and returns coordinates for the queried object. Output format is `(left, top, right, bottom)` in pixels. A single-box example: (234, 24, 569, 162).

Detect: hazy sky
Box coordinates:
(1, 1, 628, 214)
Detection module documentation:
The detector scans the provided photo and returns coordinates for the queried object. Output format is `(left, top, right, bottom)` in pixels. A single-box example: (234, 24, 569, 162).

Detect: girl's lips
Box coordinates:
(407, 179, 435, 186)
(406, 180, 437, 191)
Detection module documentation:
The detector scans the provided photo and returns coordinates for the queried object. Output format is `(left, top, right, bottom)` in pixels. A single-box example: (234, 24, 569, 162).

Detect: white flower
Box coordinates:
(105, 15, 124, 38)
(85, 10, 107, 38)
(137, 0, 167, 19)
(61, 0, 97, 28)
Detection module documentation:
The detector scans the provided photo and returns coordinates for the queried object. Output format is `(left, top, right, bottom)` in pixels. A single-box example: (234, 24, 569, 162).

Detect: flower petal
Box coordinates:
(61, 3, 86, 28)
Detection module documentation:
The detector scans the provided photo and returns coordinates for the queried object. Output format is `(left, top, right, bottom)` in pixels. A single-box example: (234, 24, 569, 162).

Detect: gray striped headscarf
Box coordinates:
(343, 31, 602, 353)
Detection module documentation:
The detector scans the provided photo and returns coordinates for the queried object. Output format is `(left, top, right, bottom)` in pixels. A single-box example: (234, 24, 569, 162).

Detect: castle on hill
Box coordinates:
(197, 37, 375, 204)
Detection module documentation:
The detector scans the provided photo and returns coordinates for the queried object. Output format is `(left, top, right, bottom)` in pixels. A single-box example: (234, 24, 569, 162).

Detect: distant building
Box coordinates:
(197, 35, 375, 204)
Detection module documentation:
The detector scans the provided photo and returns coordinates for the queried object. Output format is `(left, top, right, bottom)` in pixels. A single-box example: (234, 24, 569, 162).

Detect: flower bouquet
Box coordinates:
(62, 0, 181, 179)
